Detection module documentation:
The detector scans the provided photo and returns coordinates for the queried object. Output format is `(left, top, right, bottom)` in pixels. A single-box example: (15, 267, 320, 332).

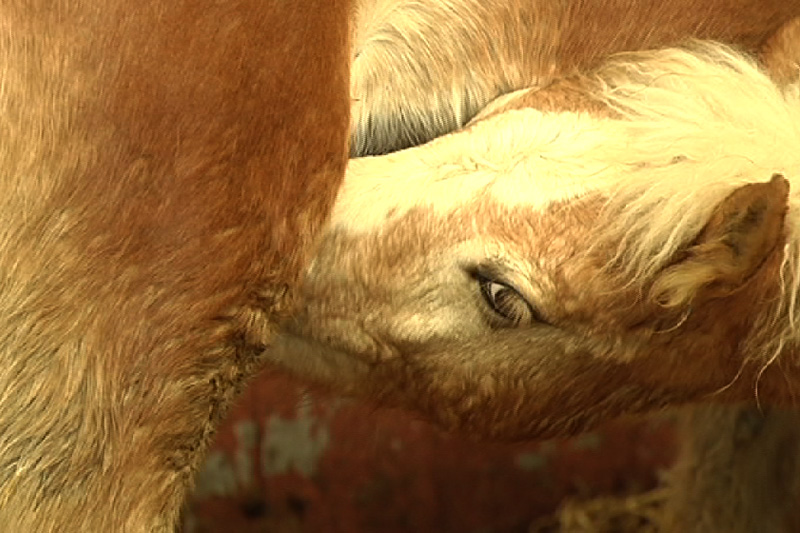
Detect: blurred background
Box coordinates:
(182, 370, 675, 533)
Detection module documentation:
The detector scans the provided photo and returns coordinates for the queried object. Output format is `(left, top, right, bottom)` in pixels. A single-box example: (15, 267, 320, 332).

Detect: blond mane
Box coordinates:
(588, 41, 800, 360)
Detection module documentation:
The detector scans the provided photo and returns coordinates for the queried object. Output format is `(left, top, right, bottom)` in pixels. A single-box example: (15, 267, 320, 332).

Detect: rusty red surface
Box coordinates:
(183, 370, 676, 533)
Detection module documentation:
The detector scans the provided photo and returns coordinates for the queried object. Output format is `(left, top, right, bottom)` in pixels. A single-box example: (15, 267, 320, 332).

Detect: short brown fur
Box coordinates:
(0, 1, 350, 531)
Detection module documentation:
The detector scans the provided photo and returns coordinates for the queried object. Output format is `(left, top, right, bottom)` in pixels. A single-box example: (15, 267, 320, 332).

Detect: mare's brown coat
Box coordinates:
(0, 1, 350, 530)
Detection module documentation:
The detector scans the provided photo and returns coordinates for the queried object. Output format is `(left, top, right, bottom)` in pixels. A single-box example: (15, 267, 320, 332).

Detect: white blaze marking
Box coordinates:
(333, 108, 622, 234)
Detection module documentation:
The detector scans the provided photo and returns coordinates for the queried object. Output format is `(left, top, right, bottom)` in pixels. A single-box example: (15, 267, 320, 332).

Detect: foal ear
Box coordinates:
(651, 174, 789, 308)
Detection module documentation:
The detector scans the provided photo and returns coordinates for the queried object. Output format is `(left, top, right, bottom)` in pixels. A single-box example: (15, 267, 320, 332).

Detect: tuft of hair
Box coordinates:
(584, 41, 800, 358)
(349, 0, 553, 156)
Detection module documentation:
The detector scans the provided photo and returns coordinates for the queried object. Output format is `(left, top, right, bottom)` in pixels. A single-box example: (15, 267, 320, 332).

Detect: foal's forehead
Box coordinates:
(332, 108, 623, 236)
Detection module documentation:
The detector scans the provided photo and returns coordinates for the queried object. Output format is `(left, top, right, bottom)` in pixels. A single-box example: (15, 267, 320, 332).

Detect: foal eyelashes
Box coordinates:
(471, 269, 543, 327)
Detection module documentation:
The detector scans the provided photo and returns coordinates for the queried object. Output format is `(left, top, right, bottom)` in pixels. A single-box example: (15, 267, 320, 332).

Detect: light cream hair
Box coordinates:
(586, 42, 800, 360)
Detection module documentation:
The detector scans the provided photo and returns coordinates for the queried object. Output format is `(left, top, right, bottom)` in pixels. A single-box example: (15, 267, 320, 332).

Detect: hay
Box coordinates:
(529, 487, 670, 533)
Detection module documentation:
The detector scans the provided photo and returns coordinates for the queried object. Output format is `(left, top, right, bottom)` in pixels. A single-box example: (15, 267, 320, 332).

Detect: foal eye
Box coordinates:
(476, 275, 537, 327)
